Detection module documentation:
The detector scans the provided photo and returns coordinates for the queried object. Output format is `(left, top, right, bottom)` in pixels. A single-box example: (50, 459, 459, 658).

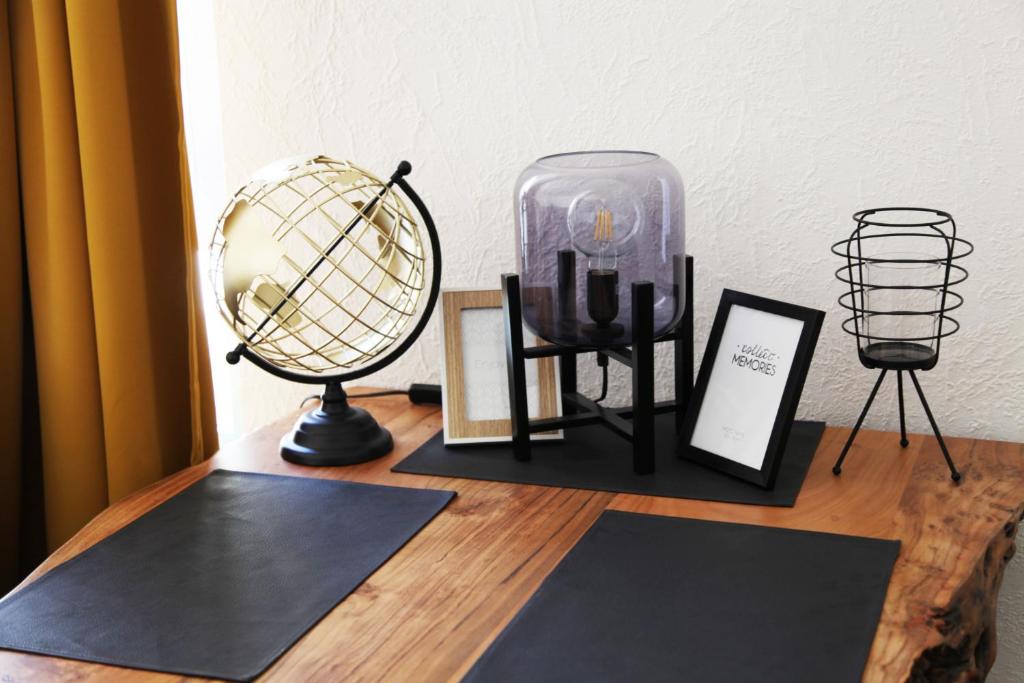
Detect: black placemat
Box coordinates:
(466, 511, 899, 683)
(393, 415, 824, 506)
(0, 470, 455, 681)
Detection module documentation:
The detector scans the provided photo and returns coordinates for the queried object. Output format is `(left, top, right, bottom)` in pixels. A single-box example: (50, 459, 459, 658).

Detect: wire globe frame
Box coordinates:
(832, 207, 972, 371)
(210, 157, 442, 385)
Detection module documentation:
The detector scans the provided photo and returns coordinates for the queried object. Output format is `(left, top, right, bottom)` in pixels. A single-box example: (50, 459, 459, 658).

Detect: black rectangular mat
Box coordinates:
(393, 415, 824, 506)
(465, 511, 899, 683)
(0, 470, 455, 681)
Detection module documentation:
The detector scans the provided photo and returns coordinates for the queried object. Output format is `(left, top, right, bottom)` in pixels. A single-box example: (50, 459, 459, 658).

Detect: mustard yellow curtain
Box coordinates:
(0, 0, 218, 592)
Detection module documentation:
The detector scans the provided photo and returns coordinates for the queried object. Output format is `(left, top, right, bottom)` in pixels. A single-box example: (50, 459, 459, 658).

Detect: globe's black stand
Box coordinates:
(280, 382, 393, 466)
(831, 349, 961, 483)
(500, 254, 693, 475)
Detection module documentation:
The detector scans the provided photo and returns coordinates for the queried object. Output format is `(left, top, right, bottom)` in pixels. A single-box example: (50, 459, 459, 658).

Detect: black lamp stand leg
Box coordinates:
(674, 255, 694, 434)
(557, 250, 577, 412)
(896, 370, 909, 448)
(908, 370, 961, 483)
(631, 282, 656, 475)
(501, 273, 531, 462)
(833, 369, 887, 475)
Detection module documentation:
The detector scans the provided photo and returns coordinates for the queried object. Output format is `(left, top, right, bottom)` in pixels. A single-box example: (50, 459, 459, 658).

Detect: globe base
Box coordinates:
(279, 383, 393, 466)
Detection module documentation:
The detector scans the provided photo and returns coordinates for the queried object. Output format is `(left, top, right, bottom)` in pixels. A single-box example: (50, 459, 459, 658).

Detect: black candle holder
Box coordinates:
(831, 208, 972, 482)
(501, 254, 693, 474)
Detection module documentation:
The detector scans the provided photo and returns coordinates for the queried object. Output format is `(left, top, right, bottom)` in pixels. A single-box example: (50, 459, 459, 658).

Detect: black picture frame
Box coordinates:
(679, 289, 824, 489)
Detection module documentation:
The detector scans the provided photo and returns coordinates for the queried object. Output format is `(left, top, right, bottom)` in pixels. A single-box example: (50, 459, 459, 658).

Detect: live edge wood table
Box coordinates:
(2, 394, 1023, 683)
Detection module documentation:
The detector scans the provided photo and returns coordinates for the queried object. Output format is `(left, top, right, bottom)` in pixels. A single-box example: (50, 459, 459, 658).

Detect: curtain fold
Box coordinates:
(1, 0, 218, 592)
(0, 0, 26, 592)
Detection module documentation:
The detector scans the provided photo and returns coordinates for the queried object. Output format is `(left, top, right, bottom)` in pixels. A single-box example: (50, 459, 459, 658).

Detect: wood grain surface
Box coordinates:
(1, 393, 1021, 682)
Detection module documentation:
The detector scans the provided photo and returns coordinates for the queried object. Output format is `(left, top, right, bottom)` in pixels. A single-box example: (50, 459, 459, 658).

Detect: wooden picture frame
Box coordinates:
(440, 289, 562, 444)
(679, 289, 824, 488)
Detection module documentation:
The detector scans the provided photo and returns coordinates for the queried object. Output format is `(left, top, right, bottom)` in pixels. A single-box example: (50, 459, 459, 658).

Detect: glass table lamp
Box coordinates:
(501, 151, 692, 473)
(514, 151, 686, 346)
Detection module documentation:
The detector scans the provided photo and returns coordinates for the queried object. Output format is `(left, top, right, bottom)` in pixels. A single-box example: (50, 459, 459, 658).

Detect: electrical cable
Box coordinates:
(298, 383, 442, 409)
(594, 354, 609, 403)
(300, 389, 407, 409)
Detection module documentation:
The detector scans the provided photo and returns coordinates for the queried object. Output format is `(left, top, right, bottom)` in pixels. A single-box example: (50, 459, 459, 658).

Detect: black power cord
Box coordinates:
(594, 353, 610, 403)
(300, 383, 442, 409)
(346, 389, 408, 399)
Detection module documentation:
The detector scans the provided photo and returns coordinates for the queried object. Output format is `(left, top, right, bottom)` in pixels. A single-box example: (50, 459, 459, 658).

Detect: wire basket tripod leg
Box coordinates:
(897, 370, 909, 448)
(908, 370, 961, 483)
(833, 369, 887, 475)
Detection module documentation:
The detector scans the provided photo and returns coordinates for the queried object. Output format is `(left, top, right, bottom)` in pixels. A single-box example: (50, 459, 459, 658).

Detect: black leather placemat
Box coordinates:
(466, 511, 899, 683)
(0, 470, 455, 681)
(393, 415, 824, 506)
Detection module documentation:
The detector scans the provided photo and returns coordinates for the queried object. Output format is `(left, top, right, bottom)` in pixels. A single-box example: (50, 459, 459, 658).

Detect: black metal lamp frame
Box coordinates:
(831, 207, 972, 482)
(500, 253, 693, 474)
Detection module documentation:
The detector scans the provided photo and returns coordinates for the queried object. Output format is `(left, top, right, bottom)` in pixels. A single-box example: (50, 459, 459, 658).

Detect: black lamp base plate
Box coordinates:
(280, 402, 393, 466)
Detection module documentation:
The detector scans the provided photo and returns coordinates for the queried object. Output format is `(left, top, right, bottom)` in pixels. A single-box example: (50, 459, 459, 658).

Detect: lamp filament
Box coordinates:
(593, 208, 615, 271)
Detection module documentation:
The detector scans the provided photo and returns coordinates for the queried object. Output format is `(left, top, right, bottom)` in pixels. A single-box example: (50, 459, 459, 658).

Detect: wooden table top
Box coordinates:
(2, 393, 1022, 682)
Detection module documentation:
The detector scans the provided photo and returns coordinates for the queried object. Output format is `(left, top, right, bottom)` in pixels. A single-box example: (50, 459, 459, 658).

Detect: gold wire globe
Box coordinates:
(210, 155, 429, 378)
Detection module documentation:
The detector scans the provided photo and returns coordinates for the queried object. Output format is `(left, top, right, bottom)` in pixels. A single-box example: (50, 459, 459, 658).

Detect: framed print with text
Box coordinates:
(680, 289, 824, 489)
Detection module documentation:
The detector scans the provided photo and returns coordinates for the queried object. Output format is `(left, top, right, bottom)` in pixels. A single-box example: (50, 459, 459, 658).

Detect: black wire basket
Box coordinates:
(831, 207, 972, 482)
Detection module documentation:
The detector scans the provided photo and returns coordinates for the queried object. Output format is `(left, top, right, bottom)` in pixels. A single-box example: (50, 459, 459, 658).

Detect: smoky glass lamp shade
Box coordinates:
(514, 151, 685, 346)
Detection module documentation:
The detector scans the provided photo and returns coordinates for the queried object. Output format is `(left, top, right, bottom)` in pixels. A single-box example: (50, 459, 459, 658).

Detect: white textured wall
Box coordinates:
(193, 1, 1024, 678)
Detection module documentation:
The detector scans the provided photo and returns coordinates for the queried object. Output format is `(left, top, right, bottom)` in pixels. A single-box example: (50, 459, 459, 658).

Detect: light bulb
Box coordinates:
(566, 185, 641, 267)
(566, 185, 641, 339)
